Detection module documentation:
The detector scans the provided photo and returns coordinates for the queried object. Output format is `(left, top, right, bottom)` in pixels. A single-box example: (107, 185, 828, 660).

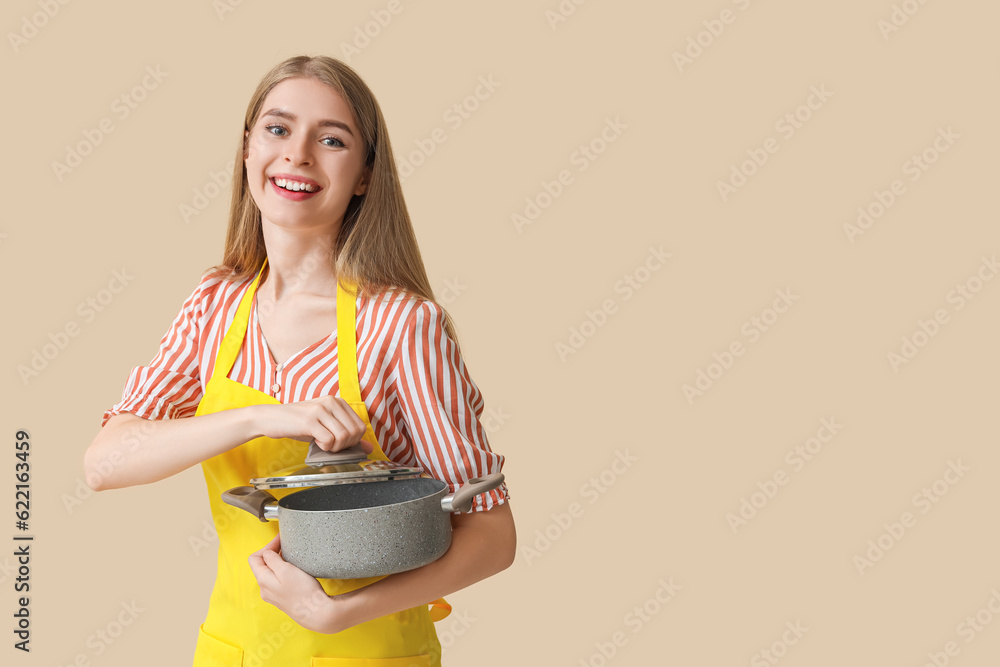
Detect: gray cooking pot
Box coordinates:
(222, 473, 504, 579)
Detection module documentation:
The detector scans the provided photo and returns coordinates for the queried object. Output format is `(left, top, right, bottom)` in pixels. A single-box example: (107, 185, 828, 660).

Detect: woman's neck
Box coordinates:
(259, 221, 339, 300)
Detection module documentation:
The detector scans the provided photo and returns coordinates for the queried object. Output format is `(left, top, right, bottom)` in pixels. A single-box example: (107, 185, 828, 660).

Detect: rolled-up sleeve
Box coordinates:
(389, 300, 509, 512)
(101, 276, 210, 427)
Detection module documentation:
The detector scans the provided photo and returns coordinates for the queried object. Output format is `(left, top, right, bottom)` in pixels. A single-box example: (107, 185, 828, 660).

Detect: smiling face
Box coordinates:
(243, 76, 370, 236)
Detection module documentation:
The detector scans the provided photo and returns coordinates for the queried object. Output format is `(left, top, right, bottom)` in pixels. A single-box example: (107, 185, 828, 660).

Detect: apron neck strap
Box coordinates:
(210, 259, 267, 383)
(336, 277, 363, 404)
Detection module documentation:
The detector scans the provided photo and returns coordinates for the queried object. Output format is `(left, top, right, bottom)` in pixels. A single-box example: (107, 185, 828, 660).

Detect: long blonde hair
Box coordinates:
(214, 55, 460, 345)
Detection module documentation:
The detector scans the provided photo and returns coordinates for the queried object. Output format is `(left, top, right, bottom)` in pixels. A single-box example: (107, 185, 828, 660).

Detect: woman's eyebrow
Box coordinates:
(260, 108, 355, 137)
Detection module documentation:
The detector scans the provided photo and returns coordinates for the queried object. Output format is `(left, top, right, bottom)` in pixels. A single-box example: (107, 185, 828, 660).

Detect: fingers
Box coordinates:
(248, 534, 279, 563)
(249, 534, 280, 560)
(261, 549, 286, 570)
(312, 397, 367, 451)
(248, 533, 286, 592)
(327, 398, 367, 451)
(261, 396, 371, 451)
(249, 550, 280, 590)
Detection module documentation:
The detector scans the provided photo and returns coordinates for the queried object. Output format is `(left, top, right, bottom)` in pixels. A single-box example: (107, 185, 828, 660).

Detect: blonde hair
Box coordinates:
(214, 55, 460, 345)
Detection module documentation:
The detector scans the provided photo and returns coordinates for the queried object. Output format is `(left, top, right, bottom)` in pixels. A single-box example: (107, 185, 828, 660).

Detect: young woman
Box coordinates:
(84, 55, 514, 666)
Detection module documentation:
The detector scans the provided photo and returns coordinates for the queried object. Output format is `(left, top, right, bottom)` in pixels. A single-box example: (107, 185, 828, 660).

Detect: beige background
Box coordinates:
(2, 0, 998, 664)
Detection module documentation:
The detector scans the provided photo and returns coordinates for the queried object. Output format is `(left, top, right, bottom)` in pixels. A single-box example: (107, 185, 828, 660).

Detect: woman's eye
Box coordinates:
(262, 124, 343, 147)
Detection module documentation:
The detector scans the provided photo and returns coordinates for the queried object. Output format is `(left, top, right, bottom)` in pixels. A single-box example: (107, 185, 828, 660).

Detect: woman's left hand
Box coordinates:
(248, 534, 347, 633)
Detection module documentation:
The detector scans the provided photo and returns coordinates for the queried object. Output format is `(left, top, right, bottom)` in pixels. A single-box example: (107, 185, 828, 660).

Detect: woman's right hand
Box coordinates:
(251, 396, 372, 454)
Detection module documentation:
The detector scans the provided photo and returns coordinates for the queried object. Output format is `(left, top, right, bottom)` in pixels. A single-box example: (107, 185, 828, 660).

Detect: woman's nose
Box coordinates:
(283, 135, 313, 165)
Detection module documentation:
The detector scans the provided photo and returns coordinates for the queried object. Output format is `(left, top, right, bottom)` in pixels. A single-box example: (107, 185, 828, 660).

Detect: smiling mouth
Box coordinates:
(271, 177, 321, 193)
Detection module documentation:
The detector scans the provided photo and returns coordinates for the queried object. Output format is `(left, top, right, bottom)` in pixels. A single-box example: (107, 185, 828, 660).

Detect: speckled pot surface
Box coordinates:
(278, 477, 451, 579)
(222, 472, 505, 579)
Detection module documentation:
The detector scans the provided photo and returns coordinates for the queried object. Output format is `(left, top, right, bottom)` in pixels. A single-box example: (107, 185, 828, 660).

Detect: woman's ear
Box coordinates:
(243, 130, 250, 160)
(354, 167, 371, 196)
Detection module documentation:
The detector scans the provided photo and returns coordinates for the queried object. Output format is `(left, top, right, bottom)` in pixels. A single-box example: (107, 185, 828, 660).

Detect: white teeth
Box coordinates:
(273, 178, 318, 193)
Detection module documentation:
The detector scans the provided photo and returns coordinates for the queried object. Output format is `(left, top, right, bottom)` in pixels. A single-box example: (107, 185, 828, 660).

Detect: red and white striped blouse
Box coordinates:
(102, 270, 508, 511)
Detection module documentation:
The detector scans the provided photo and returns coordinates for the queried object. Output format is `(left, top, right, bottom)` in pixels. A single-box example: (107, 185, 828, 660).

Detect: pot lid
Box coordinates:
(249, 442, 425, 490)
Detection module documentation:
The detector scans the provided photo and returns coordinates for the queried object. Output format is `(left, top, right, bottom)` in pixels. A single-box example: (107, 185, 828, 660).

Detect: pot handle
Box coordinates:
(441, 473, 505, 513)
(222, 486, 278, 522)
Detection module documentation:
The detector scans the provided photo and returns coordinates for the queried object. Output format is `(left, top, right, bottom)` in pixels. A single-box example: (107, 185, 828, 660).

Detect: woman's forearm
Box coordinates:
(86, 394, 374, 492)
(84, 408, 264, 491)
(320, 502, 517, 633)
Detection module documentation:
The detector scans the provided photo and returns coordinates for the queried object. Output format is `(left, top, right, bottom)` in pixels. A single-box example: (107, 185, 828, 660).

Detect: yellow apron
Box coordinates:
(192, 261, 449, 666)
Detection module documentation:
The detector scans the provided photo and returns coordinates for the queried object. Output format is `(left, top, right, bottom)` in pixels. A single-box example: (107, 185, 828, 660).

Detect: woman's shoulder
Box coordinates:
(192, 267, 254, 298)
(177, 267, 257, 321)
(361, 286, 446, 322)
